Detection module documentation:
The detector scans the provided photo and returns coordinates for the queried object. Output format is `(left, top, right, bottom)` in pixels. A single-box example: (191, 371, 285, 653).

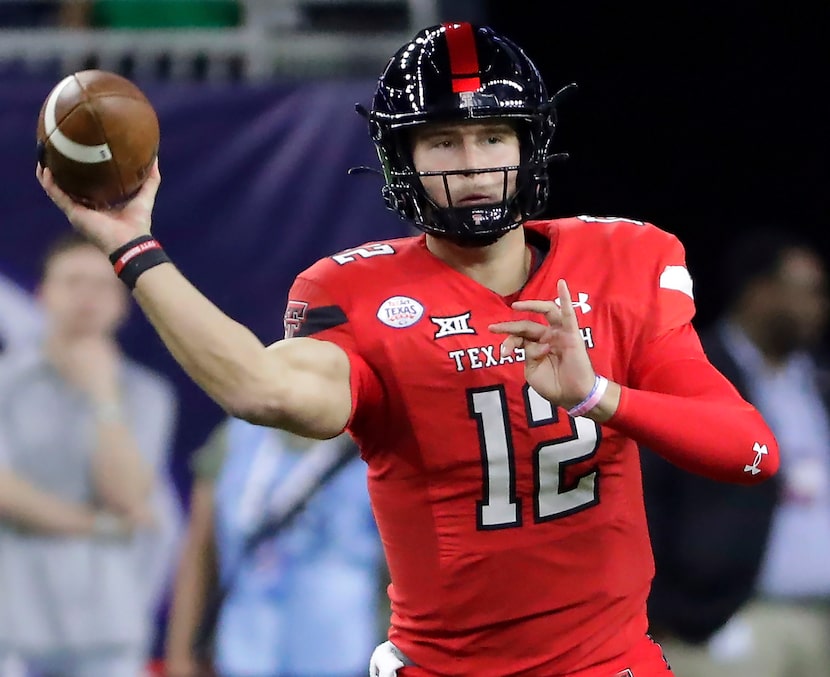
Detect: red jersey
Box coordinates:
(284, 217, 771, 676)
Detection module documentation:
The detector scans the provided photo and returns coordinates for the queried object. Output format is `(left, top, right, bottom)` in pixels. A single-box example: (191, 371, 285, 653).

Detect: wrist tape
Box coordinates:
(109, 235, 171, 289)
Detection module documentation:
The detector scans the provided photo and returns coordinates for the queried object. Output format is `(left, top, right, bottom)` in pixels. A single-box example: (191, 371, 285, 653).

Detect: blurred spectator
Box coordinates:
(642, 227, 830, 676)
(164, 418, 384, 677)
(59, 0, 241, 28)
(0, 232, 179, 677)
(0, 272, 43, 355)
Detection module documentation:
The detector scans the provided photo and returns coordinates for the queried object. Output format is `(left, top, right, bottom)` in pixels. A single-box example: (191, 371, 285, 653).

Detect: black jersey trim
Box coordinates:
(294, 305, 348, 337)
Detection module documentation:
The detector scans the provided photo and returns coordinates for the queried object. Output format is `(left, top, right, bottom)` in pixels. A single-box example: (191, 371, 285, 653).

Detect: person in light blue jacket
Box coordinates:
(164, 418, 385, 677)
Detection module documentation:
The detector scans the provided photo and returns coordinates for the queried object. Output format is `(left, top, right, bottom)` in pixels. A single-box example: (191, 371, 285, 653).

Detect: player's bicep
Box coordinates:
(277, 273, 386, 440)
(264, 337, 353, 439)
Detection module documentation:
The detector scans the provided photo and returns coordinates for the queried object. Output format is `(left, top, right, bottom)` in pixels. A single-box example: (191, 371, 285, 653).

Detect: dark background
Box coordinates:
(483, 2, 829, 328)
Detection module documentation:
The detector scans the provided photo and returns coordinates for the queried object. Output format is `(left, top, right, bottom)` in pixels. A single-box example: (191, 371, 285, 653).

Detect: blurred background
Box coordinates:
(1, 1, 828, 674)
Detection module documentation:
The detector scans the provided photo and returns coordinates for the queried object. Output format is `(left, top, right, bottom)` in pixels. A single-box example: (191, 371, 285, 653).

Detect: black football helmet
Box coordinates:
(359, 22, 572, 245)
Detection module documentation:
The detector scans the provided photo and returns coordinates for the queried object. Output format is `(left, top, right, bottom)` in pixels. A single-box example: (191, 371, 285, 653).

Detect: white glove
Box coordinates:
(369, 640, 406, 677)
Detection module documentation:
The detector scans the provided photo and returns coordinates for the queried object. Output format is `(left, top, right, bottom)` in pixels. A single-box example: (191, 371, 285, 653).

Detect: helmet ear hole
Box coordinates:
(365, 22, 569, 242)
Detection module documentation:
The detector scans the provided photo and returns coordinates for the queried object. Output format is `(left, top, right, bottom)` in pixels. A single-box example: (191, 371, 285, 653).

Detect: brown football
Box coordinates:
(37, 70, 159, 210)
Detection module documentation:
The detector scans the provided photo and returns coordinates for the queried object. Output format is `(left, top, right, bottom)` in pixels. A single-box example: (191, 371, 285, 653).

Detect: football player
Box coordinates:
(39, 22, 779, 677)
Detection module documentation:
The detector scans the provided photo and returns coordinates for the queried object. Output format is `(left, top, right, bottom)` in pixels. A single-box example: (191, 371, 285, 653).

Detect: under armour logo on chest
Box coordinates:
(555, 292, 592, 314)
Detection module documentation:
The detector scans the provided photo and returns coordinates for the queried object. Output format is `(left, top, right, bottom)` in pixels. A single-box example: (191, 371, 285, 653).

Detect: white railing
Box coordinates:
(0, 26, 416, 80)
(0, 0, 440, 81)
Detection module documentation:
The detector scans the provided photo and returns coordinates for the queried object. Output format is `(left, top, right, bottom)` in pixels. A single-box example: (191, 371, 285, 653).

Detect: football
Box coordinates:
(36, 70, 159, 210)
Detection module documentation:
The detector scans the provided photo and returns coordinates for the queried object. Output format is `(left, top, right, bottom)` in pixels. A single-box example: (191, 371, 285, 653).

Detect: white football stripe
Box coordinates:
(659, 265, 694, 299)
(44, 74, 113, 164)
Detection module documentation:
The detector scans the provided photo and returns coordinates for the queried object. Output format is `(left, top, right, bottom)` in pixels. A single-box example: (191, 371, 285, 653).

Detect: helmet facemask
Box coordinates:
(377, 117, 552, 246)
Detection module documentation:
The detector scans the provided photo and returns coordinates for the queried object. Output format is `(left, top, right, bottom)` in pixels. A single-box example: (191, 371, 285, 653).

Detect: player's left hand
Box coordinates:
(489, 279, 596, 410)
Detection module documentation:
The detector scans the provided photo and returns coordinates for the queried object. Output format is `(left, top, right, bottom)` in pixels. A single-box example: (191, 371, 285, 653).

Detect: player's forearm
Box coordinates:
(132, 263, 284, 421)
(134, 264, 351, 437)
(0, 469, 95, 535)
(608, 386, 779, 484)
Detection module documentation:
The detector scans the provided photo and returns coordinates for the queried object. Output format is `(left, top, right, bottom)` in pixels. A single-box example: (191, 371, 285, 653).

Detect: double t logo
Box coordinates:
(744, 442, 768, 475)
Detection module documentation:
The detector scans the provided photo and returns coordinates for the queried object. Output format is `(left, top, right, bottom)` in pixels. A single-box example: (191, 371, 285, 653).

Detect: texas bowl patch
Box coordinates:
(376, 296, 424, 328)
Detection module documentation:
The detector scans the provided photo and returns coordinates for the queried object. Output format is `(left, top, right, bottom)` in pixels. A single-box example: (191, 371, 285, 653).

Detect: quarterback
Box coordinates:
(39, 22, 778, 677)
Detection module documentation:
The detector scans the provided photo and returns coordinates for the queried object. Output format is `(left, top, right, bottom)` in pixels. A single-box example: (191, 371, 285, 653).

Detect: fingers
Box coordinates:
(510, 299, 561, 324)
(37, 158, 161, 210)
(523, 341, 552, 360)
(134, 160, 162, 207)
(489, 320, 555, 359)
(145, 156, 161, 189)
(489, 319, 549, 341)
(493, 330, 554, 359)
(491, 281, 582, 358)
(36, 164, 54, 192)
(556, 279, 580, 333)
(507, 280, 580, 332)
(36, 165, 86, 219)
(498, 335, 523, 357)
(37, 165, 66, 206)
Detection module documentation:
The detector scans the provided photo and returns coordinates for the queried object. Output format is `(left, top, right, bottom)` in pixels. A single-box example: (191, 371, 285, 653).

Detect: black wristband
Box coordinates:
(109, 235, 171, 290)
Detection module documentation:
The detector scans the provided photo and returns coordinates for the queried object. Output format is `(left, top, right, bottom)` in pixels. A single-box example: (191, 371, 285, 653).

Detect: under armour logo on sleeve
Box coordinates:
(744, 442, 768, 475)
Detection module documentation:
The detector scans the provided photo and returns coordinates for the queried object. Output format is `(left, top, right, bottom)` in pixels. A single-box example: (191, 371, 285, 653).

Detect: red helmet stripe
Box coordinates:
(443, 22, 481, 93)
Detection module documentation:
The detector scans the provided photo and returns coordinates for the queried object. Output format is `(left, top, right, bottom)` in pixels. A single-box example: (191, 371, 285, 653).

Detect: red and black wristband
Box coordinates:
(108, 235, 171, 290)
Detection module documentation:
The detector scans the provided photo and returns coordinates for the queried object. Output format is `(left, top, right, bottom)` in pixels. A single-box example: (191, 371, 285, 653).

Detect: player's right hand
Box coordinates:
(36, 158, 161, 256)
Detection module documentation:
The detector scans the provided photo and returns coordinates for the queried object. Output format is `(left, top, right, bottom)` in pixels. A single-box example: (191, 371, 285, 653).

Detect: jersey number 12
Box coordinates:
(469, 385, 600, 529)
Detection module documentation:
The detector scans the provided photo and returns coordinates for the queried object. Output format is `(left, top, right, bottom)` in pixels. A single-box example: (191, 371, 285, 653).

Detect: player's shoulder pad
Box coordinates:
(297, 235, 420, 286)
(556, 214, 682, 253)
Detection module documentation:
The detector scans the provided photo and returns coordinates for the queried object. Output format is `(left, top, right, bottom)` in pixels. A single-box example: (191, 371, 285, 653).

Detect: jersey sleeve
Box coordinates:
(625, 227, 696, 385)
(283, 274, 354, 342)
(606, 227, 780, 485)
(284, 273, 386, 437)
(613, 320, 780, 485)
(650, 230, 697, 338)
